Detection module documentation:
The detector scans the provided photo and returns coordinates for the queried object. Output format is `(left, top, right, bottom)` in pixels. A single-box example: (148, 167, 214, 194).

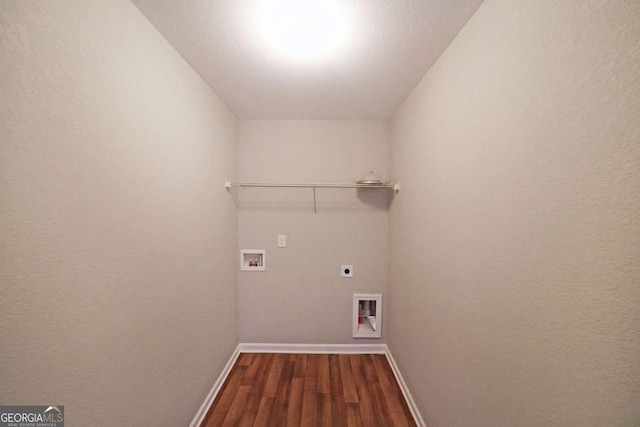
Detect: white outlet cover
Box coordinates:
(341, 265, 353, 277)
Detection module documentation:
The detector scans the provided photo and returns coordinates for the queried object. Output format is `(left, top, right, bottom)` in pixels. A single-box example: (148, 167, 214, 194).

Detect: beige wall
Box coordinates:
(0, 1, 238, 426)
(389, 0, 640, 425)
(238, 120, 390, 343)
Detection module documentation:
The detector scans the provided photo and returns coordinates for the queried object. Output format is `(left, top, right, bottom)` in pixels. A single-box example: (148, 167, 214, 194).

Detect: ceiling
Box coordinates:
(132, 0, 483, 120)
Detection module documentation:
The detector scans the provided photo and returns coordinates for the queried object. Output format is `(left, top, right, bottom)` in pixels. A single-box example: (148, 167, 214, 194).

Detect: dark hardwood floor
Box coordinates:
(201, 353, 416, 426)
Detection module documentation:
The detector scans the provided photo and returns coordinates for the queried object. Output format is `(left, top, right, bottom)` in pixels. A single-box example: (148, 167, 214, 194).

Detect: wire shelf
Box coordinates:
(225, 181, 396, 189)
(224, 181, 400, 214)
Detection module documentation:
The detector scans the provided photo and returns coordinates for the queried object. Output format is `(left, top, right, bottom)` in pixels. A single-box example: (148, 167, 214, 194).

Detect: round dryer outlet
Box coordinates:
(341, 265, 353, 278)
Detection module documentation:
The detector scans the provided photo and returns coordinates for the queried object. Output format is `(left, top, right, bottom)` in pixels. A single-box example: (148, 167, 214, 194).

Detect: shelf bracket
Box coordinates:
(313, 186, 317, 214)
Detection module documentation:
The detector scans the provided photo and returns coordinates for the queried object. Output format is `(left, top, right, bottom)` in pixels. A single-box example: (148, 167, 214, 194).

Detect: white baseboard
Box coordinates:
(384, 347, 426, 427)
(238, 342, 387, 354)
(190, 342, 425, 427)
(189, 344, 241, 427)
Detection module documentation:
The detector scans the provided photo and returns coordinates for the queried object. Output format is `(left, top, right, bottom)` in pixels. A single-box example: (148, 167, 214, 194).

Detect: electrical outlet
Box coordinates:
(341, 265, 353, 278)
(277, 235, 286, 248)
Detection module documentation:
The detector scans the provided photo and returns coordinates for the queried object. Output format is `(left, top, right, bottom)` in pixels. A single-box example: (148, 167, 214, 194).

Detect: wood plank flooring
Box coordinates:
(201, 353, 416, 426)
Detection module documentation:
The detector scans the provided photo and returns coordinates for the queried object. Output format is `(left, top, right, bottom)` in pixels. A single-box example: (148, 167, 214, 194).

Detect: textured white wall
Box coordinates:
(0, 1, 238, 425)
(389, 0, 640, 425)
(238, 120, 390, 343)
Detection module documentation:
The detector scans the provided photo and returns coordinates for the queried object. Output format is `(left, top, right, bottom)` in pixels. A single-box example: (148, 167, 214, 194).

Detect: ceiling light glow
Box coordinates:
(256, 0, 347, 62)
